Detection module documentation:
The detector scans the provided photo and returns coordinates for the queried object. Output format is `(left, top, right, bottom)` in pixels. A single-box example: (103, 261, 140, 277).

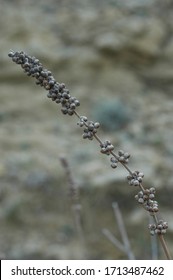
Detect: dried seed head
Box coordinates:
(127, 170, 144, 186)
(8, 50, 80, 116)
(100, 140, 114, 155)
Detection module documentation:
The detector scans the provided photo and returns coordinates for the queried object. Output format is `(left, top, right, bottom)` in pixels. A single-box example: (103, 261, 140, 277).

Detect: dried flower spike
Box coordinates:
(8, 50, 171, 260)
(8, 50, 80, 116)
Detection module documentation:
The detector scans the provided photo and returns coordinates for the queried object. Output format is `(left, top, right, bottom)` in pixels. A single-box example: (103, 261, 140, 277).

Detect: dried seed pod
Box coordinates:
(61, 107, 68, 114)
(118, 150, 124, 156)
(131, 179, 136, 186)
(118, 156, 125, 162)
(152, 206, 159, 212)
(70, 103, 76, 110)
(109, 144, 114, 151)
(110, 157, 117, 163)
(67, 109, 74, 116)
(74, 100, 80, 106)
(88, 122, 95, 131)
(111, 162, 118, 169)
(48, 79, 55, 87)
(124, 152, 130, 159)
(138, 198, 144, 204)
(8, 51, 15, 57)
(55, 98, 61, 104)
(149, 224, 156, 230)
(62, 92, 70, 99)
(150, 230, 155, 236)
(150, 187, 156, 194)
(138, 191, 144, 198)
(77, 121, 84, 127)
(100, 147, 107, 154)
(149, 194, 155, 199)
(110, 156, 118, 168)
(157, 224, 163, 230)
(41, 70, 48, 78)
(144, 189, 150, 195)
(81, 116, 87, 122)
(82, 133, 88, 139)
(94, 122, 100, 129)
(162, 222, 168, 229)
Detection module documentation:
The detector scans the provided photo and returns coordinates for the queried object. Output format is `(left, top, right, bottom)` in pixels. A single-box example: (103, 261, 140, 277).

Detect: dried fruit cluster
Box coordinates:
(135, 187, 159, 213)
(149, 220, 168, 236)
(8, 50, 80, 116)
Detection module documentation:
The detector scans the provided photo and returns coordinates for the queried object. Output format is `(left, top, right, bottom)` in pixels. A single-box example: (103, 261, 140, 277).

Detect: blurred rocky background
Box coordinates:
(0, 0, 173, 259)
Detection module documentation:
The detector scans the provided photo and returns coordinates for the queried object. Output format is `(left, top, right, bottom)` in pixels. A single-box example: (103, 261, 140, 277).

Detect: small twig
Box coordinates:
(102, 228, 126, 253)
(112, 202, 135, 260)
(102, 203, 135, 259)
(59, 156, 84, 242)
(72, 203, 84, 241)
(59, 156, 78, 202)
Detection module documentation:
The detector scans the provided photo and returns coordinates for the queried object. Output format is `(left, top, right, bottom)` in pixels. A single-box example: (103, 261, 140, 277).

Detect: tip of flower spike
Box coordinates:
(8, 50, 15, 57)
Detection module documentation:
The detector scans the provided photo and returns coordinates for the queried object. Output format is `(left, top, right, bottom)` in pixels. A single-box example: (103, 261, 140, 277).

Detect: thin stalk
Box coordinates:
(112, 202, 135, 260)
(158, 234, 171, 260)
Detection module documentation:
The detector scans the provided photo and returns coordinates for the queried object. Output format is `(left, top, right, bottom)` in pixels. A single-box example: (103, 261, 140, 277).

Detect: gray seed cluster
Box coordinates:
(77, 116, 100, 140)
(8, 50, 80, 116)
(127, 170, 144, 186)
(149, 220, 168, 236)
(77, 116, 88, 127)
(117, 150, 130, 164)
(100, 140, 114, 155)
(135, 187, 159, 213)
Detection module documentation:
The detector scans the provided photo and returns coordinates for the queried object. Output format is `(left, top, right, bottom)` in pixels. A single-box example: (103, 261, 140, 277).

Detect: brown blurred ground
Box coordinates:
(0, 0, 173, 259)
